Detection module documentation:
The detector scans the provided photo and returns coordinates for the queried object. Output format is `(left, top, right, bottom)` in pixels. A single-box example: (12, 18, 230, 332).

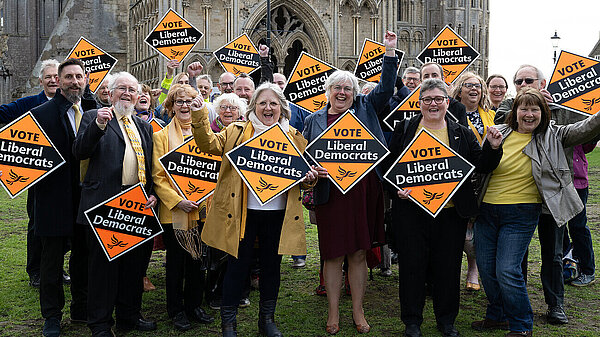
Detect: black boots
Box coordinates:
(258, 300, 283, 337)
(221, 305, 238, 337)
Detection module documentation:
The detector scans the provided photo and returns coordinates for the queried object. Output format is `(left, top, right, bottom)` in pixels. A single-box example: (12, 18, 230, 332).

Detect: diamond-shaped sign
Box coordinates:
(547, 50, 600, 116)
(149, 118, 164, 133)
(354, 38, 405, 83)
(226, 124, 311, 205)
(66, 37, 118, 93)
(159, 137, 221, 203)
(283, 52, 338, 113)
(0, 112, 65, 198)
(383, 128, 474, 217)
(383, 86, 422, 132)
(417, 25, 480, 85)
(84, 184, 163, 261)
(145, 8, 203, 62)
(305, 111, 389, 193)
(213, 34, 261, 76)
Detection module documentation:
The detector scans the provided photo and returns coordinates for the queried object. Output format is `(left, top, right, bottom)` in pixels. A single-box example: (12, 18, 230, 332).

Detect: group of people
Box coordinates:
(0, 29, 597, 337)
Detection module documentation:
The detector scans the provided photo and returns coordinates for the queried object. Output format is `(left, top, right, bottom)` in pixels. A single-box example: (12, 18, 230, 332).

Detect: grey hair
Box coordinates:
(219, 72, 235, 84)
(402, 66, 420, 78)
(108, 72, 139, 92)
(38, 59, 60, 79)
(246, 82, 291, 121)
(324, 70, 360, 101)
(198, 74, 213, 87)
(420, 62, 444, 80)
(514, 64, 545, 83)
(419, 78, 448, 98)
(213, 92, 247, 117)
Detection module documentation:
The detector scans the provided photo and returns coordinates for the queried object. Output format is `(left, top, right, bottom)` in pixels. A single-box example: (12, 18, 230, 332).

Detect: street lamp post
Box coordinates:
(551, 30, 561, 64)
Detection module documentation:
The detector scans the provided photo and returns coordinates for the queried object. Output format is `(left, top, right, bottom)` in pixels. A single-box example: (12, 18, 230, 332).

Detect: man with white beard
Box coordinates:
(73, 72, 157, 337)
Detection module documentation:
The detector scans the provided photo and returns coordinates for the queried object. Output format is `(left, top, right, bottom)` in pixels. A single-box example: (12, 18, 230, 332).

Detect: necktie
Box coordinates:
(121, 116, 146, 185)
(73, 104, 82, 131)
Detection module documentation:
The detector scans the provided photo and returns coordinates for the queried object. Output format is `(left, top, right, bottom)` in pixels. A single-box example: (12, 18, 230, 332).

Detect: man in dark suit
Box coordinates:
(30, 58, 89, 337)
(73, 71, 157, 337)
(0, 59, 73, 288)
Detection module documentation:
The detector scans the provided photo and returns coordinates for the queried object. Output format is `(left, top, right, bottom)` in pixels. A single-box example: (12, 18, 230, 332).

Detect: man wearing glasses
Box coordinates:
(493, 64, 590, 326)
(218, 72, 236, 96)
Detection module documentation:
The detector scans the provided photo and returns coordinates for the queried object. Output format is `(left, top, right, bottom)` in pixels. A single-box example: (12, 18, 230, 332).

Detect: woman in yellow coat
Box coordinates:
(191, 82, 318, 337)
(450, 72, 497, 292)
(152, 84, 215, 331)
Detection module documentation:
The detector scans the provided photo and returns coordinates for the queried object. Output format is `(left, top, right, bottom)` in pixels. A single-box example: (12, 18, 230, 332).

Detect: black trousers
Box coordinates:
(537, 213, 565, 307)
(26, 193, 42, 278)
(162, 223, 206, 317)
(39, 224, 87, 320)
(86, 226, 149, 333)
(397, 207, 467, 327)
(222, 209, 284, 307)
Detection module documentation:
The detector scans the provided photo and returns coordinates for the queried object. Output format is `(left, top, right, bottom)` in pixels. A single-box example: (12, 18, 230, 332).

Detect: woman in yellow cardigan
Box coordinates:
(152, 84, 215, 331)
(450, 72, 497, 292)
(191, 82, 318, 337)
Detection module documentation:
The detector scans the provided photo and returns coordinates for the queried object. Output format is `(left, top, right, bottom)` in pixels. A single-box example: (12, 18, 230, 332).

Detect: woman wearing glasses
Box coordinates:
(152, 84, 215, 331)
(486, 74, 509, 111)
(386, 78, 502, 337)
(449, 72, 497, 292)
(211, 93, 246, 132)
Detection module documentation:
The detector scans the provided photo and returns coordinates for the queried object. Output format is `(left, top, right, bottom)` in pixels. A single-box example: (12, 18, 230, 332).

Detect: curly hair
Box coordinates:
(163, 84, 199, 118)
(449, 71, 492, 112)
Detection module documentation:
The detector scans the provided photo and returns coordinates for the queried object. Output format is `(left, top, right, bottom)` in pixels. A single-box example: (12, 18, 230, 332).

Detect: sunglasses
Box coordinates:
(514, 78, 538, 85)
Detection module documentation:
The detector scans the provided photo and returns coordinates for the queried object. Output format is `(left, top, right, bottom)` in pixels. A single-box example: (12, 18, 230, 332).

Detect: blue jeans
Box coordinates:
(563, 187, 596, 275)
(474, 203, 541, 332)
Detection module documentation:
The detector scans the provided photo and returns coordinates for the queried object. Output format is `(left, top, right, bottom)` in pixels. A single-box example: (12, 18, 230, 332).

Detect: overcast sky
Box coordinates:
(488, 0, 600, 95)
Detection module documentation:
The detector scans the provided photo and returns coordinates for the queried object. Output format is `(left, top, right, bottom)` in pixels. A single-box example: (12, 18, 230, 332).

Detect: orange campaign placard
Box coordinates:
(84, 184, 163, 261)
(145, 8, 203, 62)
(0, 112, 65, 198)
(305, 111, 389, 193)
(383, 85, 458, 132)
(213, 34, 261, 75)
(417, 25, 479, 85)
(66, 37, 118, 93)
(354, 38, 405, 82)
(283, 52, 338, 113)
(383, 129, 474, 217)
(547, 50, 600, 116)
(149, 118, 164, 133)
(226, 124, 311, 205)
(158, 137, 221, 203)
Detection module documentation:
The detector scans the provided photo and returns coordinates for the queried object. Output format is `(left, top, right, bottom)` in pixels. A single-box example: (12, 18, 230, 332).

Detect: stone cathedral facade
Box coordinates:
(0, 0, 489, 101)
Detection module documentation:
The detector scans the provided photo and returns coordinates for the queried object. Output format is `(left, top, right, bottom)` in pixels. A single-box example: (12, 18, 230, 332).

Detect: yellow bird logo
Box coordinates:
(256, 177, 278, 193)
(581, 97, 600, 111)
(336, 166, 357, 181)
(422, 189, 444, 205)
(443, 68, 457, 78)
(106, 235, 128, 249)
(185, 181, 205, 196)
(6, 169, 29, 185)
(313, 100, 326, 110)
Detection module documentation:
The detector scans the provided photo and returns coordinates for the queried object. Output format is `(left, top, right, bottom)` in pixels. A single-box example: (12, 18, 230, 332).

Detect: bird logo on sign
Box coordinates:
(443, 68, 457, 78)
(336, 166, 357, 182)
(185, 181, 205, 196)
(256, 177, 278, 192)
(582, 97, 600, 111)
(313, 100, 326, 110)
(106, 235, 128, 249)
(6, 169, 29, 185)
(422, 189, 444, 205)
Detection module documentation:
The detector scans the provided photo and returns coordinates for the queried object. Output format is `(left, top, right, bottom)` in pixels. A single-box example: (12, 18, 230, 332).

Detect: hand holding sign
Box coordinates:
(301, 166, 319, 183)
(166, 59, 180, 78)
(384, 31, 398, 54)
(145, 195, 157, 209)
(177, 199, 199, 213)
(187, 62, 203, 78)
(540, 88, 553, 104)
(314, 165, 328, 178)
(397, 189, 411, 199)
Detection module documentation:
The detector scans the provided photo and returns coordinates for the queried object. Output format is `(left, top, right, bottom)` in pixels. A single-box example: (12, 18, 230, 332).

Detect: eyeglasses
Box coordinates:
(404, 77, 420, 82)
(257, 101, 280, 109)
(420, 96, 447, 105)
(115, 86, 138, 94)
(489, 85, 507, 90)
(174, 100, 193, 106)
(463, 83, 482, 89)
(514, 78, 538, 85)
(219, 105, 239, 111)
(220, 82, 234, 87)
(332, 85, 353, 93)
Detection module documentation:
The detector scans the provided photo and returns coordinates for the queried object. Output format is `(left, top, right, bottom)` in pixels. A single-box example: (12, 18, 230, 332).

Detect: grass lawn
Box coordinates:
(1, 151, 599, 336)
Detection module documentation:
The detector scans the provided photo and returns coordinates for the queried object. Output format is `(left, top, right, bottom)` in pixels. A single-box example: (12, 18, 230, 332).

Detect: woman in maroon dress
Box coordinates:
(303, 31, 398, 335)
